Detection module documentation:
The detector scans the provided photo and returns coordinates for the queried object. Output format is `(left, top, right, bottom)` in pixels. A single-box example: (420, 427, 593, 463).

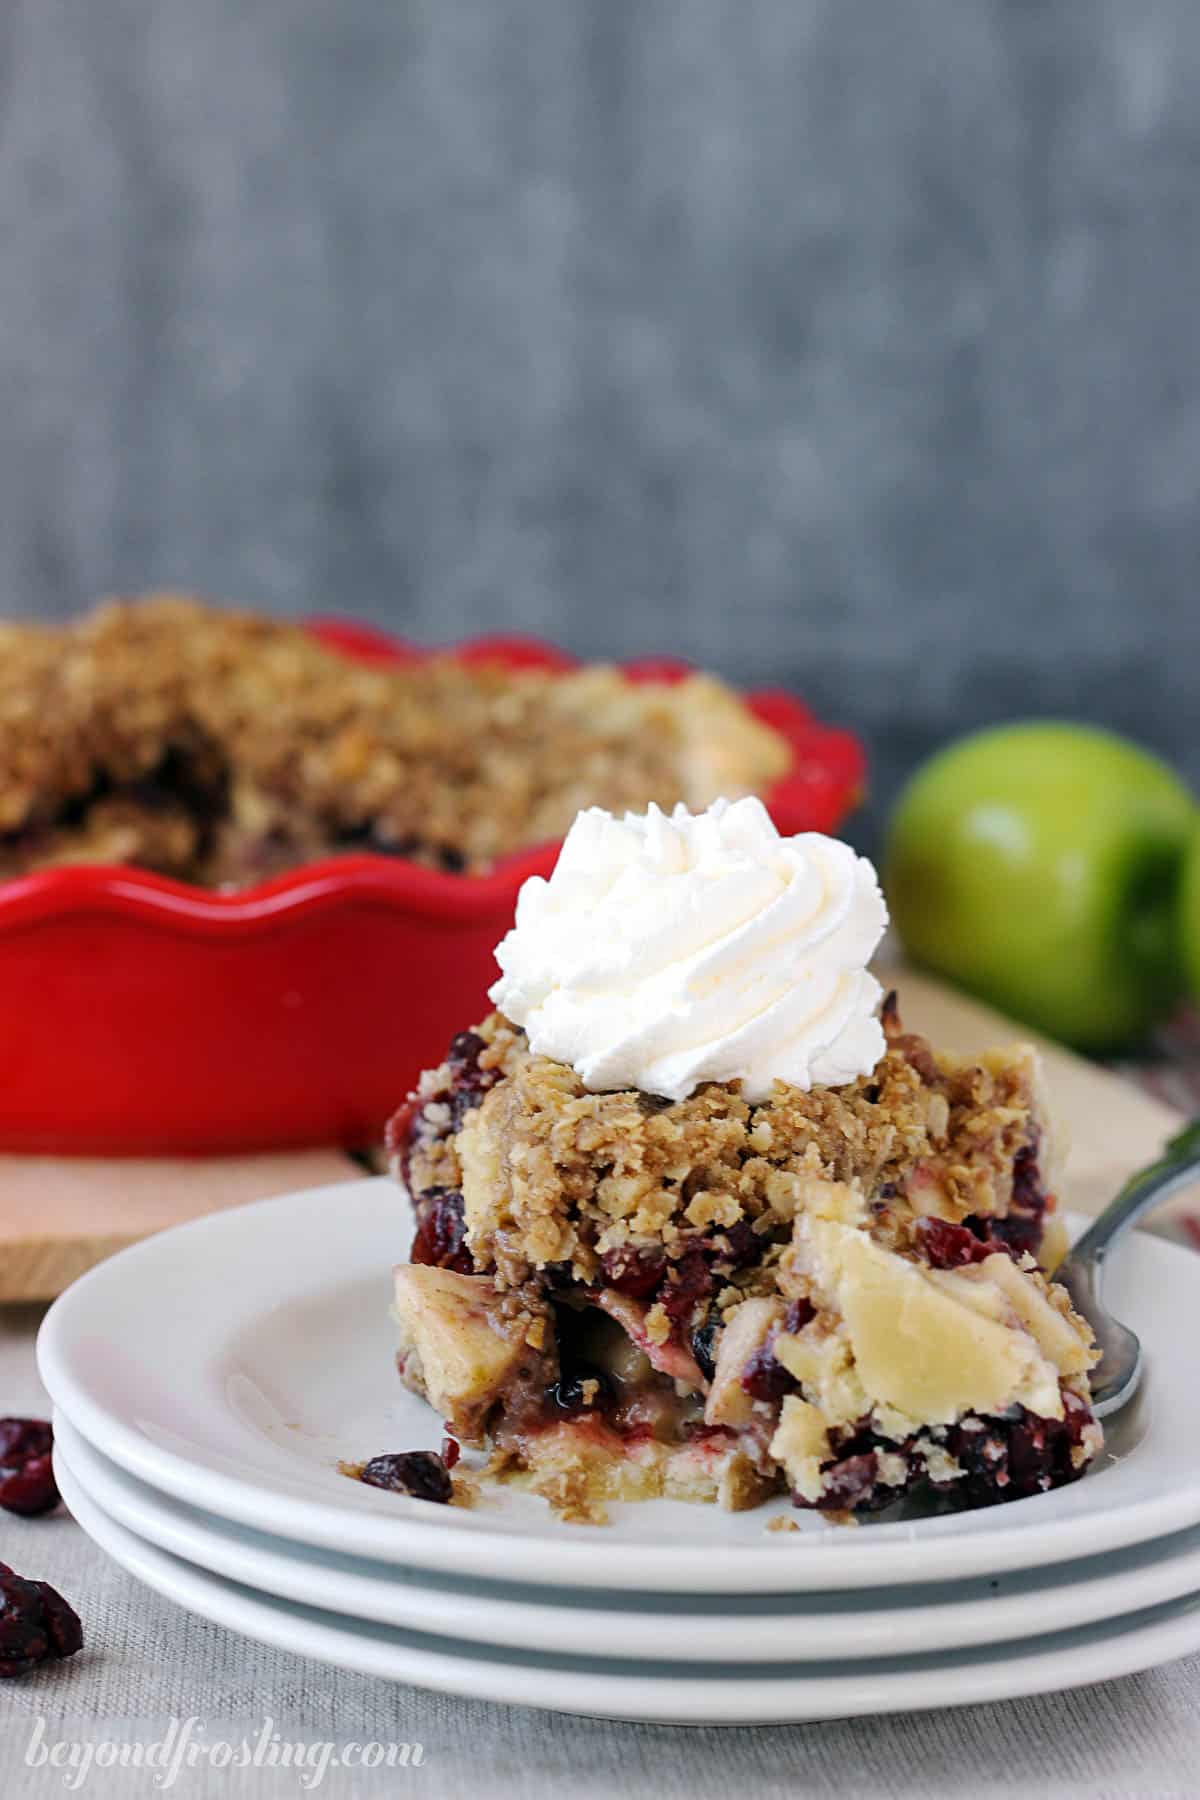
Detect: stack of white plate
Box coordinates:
(37, 1177, 1200, 1725)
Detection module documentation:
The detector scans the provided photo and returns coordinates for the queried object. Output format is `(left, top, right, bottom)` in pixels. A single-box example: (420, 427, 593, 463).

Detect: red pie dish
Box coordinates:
(0, 622, 864, 1153)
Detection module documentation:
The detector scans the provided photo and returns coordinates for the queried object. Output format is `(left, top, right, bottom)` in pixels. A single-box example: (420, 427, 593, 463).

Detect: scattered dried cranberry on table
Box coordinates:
(0, 1564, 83, 1678)
(0, 1418, 60, 1517)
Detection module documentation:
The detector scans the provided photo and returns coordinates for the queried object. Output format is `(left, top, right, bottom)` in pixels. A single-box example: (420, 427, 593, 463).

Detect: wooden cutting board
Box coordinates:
(0, 1148, 362, 1302)
(0, 968, 1193, 1303)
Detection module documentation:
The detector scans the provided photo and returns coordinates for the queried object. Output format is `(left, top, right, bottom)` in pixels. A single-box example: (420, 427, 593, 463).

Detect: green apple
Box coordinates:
(1180, 822, 1200, 1005)
(884, 723, 1196, 1050)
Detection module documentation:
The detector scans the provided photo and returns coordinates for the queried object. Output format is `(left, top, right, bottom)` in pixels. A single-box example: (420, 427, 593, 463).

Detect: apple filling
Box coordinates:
(388, 1000, 1102, 1522)
(392, 1267, 762, 1519)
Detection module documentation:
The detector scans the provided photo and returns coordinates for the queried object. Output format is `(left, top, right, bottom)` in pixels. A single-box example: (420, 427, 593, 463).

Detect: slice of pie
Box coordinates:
(387, 994, 1102, 1523)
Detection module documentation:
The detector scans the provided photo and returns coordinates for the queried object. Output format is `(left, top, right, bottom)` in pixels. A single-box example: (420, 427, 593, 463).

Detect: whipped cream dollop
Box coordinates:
(489, 797, 888, 1102)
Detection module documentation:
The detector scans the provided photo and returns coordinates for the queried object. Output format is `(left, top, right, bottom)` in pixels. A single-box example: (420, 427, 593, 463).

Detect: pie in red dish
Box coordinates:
(0, 597, 863, 1153)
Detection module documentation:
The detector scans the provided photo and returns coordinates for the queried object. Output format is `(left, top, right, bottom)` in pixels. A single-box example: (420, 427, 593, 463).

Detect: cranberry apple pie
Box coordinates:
(387, 800, 1101, 1522)
(0, 595, 788, 885)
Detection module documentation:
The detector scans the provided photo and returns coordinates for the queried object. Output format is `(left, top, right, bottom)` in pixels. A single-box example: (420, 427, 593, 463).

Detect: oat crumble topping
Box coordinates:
(0, 594, 788, 884)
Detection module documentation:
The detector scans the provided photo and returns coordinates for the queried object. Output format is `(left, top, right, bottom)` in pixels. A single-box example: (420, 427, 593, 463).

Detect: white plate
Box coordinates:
(54, 1409, 1200, 1664)
(36, 1177, 1200, 1594)
(53, 1447, 1200, 1725)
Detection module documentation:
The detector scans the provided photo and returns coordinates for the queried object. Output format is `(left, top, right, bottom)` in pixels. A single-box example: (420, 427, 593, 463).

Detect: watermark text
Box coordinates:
(25, 1715, 425, 1790)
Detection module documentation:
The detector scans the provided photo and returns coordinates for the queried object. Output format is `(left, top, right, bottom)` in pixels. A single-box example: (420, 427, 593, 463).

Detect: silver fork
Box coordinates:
(1054, 1117, 1200, 1418)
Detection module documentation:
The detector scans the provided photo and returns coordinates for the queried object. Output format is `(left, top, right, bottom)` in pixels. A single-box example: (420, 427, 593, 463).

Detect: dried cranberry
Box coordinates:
(359, 1451, 453, 1504)
(385, 1032, 500, 1192)
(1060, 1386, 1094, 1447)
(0, 1419, 59, 1517)
(814, 1451, 884, 1511)
(956, 1141, 1050, 1263)
(0, 1418, 52, 1465)
(599, 1245, 667, 1298)
(657, 1248, 712, 1327)
(0, 1569, 82, 1678)
(985, 1212, 1043, 1258)
(915, 1216, 992, 1271)
(383, 1093, 423, 1190)
(789, 1419, 918, 1513)
(410, 1189, 474, 1274)
(440, 1435, 461, 1471)
(943, 1391, 1096, 1505)
(445, 1032, 500, 1130)
(740, 1339, 798, 1404)
(383, 1094, 419, 1157)
(547, 1366, 613, 1416)
(782, 1297, 815, 1334)
(542, 1261, 576, 1290)
(448, 1031, 487, 1069)
(738, 1303, 811, 1402)
(985, 1142, 1049, 1258)
(709, 1219, 759, 1270)
(690, 1307, 722, 1383)
(1012, 1139, 1045, 1209)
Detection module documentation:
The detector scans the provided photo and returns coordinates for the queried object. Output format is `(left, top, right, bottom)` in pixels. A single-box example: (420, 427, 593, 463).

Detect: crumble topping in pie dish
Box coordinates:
(0, 609, 862, 1155)
(0, 595, 789, 885)
(387, 803, 1102, 1524)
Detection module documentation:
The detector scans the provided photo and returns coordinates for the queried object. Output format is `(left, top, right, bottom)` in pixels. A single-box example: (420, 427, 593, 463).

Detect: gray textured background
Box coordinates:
(1, 0, 1198, 841)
